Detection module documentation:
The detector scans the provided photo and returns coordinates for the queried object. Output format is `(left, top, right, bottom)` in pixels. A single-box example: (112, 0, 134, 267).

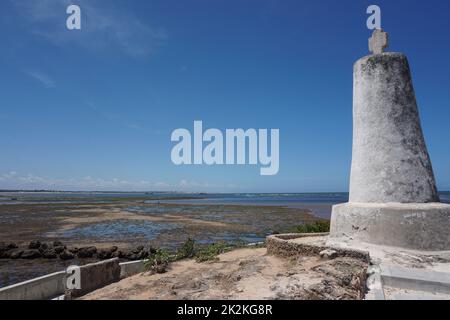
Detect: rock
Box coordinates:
(59, 250, 75, 260)
(0, 243, 8, 257)
(97, 250, 111, 260)
(133, 246, 144, 254)
(77, 246, 97, 258)
(120, 249, 132, 259)
(97, 250, 112, 260)
(54, 246, 66, 254)
(125, 252, 142, 261)
(28, 241, 41, 250)
(0, 242, 18, 253)
(97, 246, 119, 260)
(118, 248, 150, 260)
(126, 253, 140, 261)
(53, 241, 64, 247)
(123, 246, 152, 260)
(124, 249, 147, 261)
(38, 243, 51, 252)
(136, 250, 149, 260)
(320, 249, 338, 260)
(69, 247, 79, 254)
(154, 263, 168, 274)
(42, 248, 57, 259)
(232, 274, 242, 281)
(9, 249, 24, 259)
(22, 249, 42, 259)
(0, 245, 15, 259)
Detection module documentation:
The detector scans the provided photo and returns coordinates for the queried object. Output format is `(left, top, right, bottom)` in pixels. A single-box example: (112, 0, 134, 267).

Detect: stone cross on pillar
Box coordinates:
(369, 29, 388, 54)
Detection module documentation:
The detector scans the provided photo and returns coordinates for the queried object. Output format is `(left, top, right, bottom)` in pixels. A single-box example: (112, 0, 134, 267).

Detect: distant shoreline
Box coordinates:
(1, 190, 448, 194)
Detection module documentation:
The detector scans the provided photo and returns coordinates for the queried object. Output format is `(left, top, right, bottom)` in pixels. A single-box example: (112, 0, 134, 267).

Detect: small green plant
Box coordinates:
(144, 248, 175, 273)
(142, 238, 253, 271)
(195, 241, 231, 262)
(176, 238, 196, 259)
(290, 220, 330, 234)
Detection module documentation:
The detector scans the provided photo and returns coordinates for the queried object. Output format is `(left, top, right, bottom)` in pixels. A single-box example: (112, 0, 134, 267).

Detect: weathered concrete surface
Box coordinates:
(380, 264, 450, 295)
(68, 258, 121, 298)
(350, 53, 439, 203)
(0, 259, 147, 300)
(330, 51, 450, 251)
(369, 29, 388, 54)
(0, 271, 66, 300)
(119, 260, 145, 278)
(327, 231, 450, 299)
(365, 264, 450, 300)
(266, 234, 370, 263)
(364, 265, 385, 300)
(330, 203, 450, 250)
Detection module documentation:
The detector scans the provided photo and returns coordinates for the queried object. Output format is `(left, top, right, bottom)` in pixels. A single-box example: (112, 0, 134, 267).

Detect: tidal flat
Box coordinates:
(0, 193, 320, 287)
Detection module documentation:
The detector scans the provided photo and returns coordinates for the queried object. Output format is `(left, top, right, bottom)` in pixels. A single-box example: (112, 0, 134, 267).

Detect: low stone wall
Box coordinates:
(0, 258, 147, 300)
(68, 258, 121, 298)
(120, 260, 145, 278)
(0, 271, 66, 300)
(266, 233, 370, 263)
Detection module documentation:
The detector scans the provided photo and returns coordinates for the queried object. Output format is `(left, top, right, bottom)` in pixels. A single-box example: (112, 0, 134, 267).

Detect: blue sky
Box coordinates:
(0, 0, 449, 192)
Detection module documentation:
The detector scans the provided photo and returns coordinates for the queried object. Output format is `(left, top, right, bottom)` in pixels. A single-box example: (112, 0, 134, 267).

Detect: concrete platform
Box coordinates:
(381, 264, 450, 294)
(330, 202, 450, 251)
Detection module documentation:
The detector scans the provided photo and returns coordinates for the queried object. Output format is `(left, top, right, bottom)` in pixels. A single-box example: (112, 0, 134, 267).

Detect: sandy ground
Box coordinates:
(50, 207, 237, 232)
(81, 248, 367, 300)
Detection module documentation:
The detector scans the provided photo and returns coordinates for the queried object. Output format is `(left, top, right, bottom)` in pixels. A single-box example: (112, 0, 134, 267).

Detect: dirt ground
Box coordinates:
(81, 248, 368, 300)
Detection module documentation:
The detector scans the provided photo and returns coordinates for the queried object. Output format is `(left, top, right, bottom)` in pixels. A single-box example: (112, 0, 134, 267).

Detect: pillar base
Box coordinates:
(330, 202, 450, 251)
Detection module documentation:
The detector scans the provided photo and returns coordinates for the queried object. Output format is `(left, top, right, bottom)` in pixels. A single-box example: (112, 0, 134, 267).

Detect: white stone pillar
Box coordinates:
(329, 31, 450, 251)
(349, 52, 439, 204)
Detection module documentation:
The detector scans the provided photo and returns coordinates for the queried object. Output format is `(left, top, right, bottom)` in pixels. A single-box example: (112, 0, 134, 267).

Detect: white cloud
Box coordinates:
(178, 179, 212, 189)
(0, 172, 164, 191)
(0, 172, 237, 192)
(24, 70, 56, 88)
(12, 0, 167, 57)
